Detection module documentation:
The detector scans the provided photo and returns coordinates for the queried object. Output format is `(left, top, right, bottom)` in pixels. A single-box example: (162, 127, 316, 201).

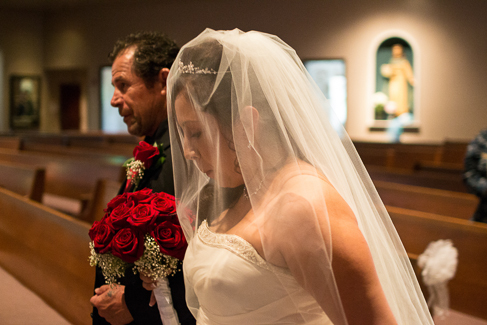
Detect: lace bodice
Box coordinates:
(198, 220, 274, 271)
(182, 220, 331, 325)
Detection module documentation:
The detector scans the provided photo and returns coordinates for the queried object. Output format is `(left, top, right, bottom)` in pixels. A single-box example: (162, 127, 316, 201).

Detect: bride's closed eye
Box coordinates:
(190, 131, 202, 139)
(181, 125, 203, 140)
(176, 122, 201, 138)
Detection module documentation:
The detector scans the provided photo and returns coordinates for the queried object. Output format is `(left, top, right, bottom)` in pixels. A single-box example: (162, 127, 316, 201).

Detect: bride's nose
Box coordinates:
(183, 139, 198, 160)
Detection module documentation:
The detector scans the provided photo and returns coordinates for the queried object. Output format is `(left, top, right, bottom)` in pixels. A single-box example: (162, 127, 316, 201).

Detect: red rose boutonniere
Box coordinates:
(123, 141, 166, 192)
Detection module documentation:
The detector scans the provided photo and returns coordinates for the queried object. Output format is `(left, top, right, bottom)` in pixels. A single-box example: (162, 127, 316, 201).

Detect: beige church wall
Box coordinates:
(41, 0, 487, 142)
(325, 1, 487, 143)
(43, 18, 90, 132)
(0, 9, 44, 132)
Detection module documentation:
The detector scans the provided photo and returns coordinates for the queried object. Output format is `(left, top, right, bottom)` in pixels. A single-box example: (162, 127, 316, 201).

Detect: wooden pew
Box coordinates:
(354, 140, 468, 178)
(353, 142, 396, 168)
(375, 180, 477, 220)
(354, 141, 442, 170)
(0, 136, 22, 150)
(67, 133, 139, 146)
(21, 142, 133, 161)
(19, 134, 66, 149)
(0, 148, 125, 201)
(438, 141, 469, 165)
(0, 187, 94, 325)
(62, 134, 137, 157)
(357, 148, 395, 167)
(391, 144, 441, 170)
(21, 137, 134, 159)
(79, 178, 122, 223)
(0, 161, 45, 202)
(19, 133, 138, 158)
(354, 140, 468, 173)
(414, 161, 463, 175)
(367, 165, 467, 193)
(104, 133, 141, 145)
(414, 141, 466, 176)
(388, 206, 487, 320)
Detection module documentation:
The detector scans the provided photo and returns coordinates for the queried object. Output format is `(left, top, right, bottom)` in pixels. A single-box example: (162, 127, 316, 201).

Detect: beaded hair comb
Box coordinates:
(178, 59, 218, 74)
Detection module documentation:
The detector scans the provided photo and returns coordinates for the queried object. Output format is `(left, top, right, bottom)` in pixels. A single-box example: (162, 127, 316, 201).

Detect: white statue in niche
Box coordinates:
(380, 44, 415, 117)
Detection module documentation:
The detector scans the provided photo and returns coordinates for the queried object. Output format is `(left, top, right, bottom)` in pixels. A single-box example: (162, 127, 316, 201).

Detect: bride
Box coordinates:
(160, 29, 433, 324)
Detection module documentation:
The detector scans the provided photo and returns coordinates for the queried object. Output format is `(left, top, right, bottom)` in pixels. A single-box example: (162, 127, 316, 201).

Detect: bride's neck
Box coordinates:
(210, 190, 251, 233)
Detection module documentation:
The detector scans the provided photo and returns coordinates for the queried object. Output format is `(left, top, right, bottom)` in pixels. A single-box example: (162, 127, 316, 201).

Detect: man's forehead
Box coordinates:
(111, 47, 136, 77)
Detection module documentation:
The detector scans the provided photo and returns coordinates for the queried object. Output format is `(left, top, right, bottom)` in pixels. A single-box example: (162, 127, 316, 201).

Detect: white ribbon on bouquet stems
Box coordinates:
(153, 277, 180, 325)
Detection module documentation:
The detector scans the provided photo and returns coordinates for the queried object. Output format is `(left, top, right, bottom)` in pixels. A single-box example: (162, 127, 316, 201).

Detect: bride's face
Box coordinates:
(174, 93, 244, 188)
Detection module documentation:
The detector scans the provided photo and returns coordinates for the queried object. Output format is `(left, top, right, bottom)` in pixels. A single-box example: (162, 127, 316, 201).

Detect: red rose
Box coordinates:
(89, 220, 100, 241)
(127, 203, 158, 231)
(127, 188, 154, 205)
(133, 141, 160, 169)
(90, 221, 115, 254)
(152, 192, 177, 215)
(151, 215, 187, 260)
(105, 193, 128, 213)
(111, 228, 145, 263)
(107, 201, 134, 230)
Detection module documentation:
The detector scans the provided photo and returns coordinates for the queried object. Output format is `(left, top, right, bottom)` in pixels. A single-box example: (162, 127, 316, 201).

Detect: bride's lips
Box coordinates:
(195, 162, 213, 177)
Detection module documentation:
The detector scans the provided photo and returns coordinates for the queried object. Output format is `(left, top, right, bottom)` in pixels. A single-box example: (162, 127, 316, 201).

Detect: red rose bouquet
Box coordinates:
(88, 188, 187, 285)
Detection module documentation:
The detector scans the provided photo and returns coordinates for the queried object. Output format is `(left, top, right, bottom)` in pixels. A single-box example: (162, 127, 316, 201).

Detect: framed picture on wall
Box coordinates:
(9, 75, 41, 130)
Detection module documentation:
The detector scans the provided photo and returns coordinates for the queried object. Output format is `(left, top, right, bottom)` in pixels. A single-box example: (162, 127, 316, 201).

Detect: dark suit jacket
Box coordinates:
(92, 120, 195, 325)
(464, 128, 487, 222)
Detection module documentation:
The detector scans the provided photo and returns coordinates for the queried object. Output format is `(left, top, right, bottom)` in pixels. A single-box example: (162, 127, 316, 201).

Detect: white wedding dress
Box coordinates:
(183, 220, 332, 325)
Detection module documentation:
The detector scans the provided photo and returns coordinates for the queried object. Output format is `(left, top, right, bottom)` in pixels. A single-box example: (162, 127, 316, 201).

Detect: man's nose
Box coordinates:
(111, 90, 122, 107)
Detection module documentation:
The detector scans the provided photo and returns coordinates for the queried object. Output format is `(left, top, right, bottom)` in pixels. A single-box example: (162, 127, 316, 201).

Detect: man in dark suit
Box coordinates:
(90, 31, 195, 325)
(464, 128, 487, 223)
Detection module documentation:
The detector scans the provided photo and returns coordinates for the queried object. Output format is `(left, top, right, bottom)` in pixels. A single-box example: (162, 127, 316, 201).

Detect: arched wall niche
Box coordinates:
(367, 30, 421, 132)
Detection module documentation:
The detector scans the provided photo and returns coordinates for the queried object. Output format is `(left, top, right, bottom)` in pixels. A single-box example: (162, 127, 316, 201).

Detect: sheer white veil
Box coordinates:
(167, 28, 432, 324)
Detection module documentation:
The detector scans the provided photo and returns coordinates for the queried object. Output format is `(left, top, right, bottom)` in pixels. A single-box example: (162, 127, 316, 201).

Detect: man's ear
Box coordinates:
(159, 68, 170, 96)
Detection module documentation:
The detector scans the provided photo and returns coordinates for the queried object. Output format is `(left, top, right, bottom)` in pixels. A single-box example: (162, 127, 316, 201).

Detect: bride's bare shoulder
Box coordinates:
(267, 160, 355, 222)
(271, 160, 333, 196)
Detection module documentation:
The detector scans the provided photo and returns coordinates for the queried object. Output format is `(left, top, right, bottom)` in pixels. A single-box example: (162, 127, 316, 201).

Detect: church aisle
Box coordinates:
(0, 266, 73, 325)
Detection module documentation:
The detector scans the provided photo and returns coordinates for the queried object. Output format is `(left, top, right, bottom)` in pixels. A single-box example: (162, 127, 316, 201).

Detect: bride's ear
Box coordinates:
(240, 105, 260, 138)
(235, 106, 260, 148)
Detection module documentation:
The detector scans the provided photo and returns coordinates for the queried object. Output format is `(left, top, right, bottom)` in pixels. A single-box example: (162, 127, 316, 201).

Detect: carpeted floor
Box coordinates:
(0, 266, 72, 325)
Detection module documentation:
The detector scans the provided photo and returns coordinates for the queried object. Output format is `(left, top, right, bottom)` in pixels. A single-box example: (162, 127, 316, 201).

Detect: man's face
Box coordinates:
(110, 47, 166, 137)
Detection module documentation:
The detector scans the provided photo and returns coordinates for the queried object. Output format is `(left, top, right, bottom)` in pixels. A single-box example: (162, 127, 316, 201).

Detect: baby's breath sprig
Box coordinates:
(125, 160, 145, 188)
(89, 242, 126, 284)
(133, 235, 179, 281)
